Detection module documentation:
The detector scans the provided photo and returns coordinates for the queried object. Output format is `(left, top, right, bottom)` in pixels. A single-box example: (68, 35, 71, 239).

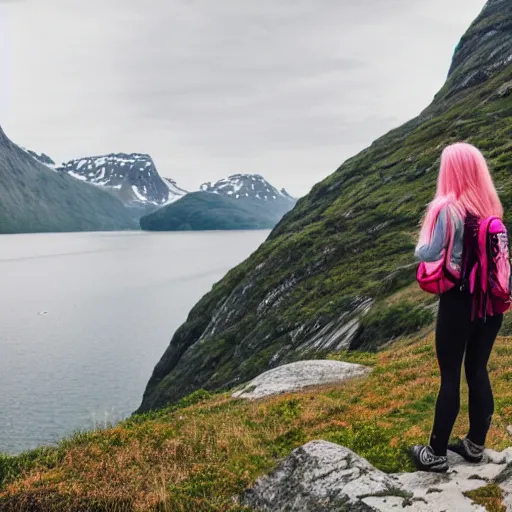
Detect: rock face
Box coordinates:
(0, 126, 137, 234)
(137, 0, 512, 412)
(244, 441, 512, 512)
(440, 0, 512, 101)
(59, 153, 187, 207)
(232, 360, 370, 400)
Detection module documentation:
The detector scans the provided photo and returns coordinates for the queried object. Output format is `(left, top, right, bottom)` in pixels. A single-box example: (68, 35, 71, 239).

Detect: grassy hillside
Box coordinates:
(140, 192, 293, 231)
(138, 1, 512, 411)
(0, 127, 138, 233)
(1, 328, 512, 511)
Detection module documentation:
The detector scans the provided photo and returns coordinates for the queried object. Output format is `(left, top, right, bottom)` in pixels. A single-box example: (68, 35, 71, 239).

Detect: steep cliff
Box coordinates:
(138, 0, 512, 412)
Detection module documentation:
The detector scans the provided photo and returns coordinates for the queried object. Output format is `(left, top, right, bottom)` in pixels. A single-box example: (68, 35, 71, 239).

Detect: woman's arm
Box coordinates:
(415, 209, 448, 262)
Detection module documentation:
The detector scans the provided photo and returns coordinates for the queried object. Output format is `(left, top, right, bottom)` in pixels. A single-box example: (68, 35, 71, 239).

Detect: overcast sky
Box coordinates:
(1, 0, 486, 197)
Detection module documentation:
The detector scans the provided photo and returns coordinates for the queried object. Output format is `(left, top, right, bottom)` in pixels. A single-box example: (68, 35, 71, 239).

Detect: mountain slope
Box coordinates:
(140, 191, 289, 231)
(0, 127, 137, 233)
(59, 154, 187, 206)
(138, 0, 512, 411)
(21, 148, 57, 170)
(200, 174, 295, 218)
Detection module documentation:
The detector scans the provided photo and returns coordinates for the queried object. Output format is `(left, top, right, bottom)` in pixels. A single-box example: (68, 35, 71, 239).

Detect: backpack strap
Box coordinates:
(478, 216, 501, 295)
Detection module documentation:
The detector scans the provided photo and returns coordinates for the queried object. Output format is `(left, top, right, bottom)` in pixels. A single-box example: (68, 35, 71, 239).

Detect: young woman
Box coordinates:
(412, 142, 506, 472)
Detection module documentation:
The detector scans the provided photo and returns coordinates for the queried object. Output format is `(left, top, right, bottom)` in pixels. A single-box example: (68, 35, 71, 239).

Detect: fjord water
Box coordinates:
(0, 230, 269, 454)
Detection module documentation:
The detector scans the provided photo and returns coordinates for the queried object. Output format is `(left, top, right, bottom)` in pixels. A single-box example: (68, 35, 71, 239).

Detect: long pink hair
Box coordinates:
(418, 143, 503, 247)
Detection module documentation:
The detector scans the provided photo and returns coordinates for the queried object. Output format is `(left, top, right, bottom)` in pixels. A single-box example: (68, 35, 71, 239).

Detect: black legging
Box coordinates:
(430, 288, 503, 456)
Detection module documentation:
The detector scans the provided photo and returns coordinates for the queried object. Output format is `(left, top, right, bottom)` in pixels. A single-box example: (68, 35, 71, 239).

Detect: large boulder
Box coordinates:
(244, 440, 512, 511)
(243, 441, 397, 511)
(232, 360, 371, 400)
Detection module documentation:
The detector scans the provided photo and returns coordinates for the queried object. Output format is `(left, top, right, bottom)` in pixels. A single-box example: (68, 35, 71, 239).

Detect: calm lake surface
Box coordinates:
(0, 230, 269, 454)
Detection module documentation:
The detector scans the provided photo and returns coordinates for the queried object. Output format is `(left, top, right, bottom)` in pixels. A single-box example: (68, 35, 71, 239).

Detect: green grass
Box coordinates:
(465, 484, 507, 512)
(2, 333, 512, 511)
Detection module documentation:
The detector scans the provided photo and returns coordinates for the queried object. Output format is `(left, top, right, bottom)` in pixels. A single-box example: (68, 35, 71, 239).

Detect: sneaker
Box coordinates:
(410, 445, 448, 473)
(447, 437, 484, 463)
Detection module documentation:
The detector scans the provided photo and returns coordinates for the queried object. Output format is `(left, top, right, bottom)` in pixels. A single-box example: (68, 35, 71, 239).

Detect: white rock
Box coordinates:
(232, 360, 371, 400)
(363, 491, 486, 512)
(245, 440, 512, 511)
(243, 441, 397, 511)
(497, 463, 512, 511)
(449, 461, 505, 482)
(486, 448, 508, 464)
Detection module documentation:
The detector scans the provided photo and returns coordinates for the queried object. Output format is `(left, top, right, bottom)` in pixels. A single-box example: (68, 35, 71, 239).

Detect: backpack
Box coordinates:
(417, 214, 512, 319)
(416, 211, 461, 295)
(466, 216, 512, 319)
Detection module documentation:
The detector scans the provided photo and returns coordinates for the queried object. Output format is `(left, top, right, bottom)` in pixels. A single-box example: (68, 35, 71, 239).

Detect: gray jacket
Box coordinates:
(415, 207, 464, 268)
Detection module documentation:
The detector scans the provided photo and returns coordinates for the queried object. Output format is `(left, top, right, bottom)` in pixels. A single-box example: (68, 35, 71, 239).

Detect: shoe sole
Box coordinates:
(413, 463, 449, 473)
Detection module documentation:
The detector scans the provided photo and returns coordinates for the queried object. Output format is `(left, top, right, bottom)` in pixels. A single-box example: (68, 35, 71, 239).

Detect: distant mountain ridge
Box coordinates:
(58, 153, 188, 206)
(140, 191, 293, 232)
(14, 142, 298, 231)
(141, 175, 296, 232)
(200, 174, 295, 203)
(0, 126, 137, 233)
(196, 173, 296, 225)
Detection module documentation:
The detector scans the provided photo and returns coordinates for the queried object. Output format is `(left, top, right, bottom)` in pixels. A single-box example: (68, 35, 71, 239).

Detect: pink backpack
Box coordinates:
(470, 217, 512, 318)
(416, 214, 460, 295)
(417, 215, 512, 318)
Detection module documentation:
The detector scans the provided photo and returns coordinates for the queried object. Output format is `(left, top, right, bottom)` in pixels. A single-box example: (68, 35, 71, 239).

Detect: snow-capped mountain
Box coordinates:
(0, 126, 137, 233)
(58, 153, 187, 206)
(200, 174, 295, 204)
(141, 174, 297, 232)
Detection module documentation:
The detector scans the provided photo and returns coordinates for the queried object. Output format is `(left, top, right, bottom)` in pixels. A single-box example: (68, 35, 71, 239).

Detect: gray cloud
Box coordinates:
(3, 0, 486, 196)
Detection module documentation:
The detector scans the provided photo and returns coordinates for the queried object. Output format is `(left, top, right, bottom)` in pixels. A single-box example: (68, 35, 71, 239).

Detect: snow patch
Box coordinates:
(68, 170, 87, 181)
(131, 185, 147, 202)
